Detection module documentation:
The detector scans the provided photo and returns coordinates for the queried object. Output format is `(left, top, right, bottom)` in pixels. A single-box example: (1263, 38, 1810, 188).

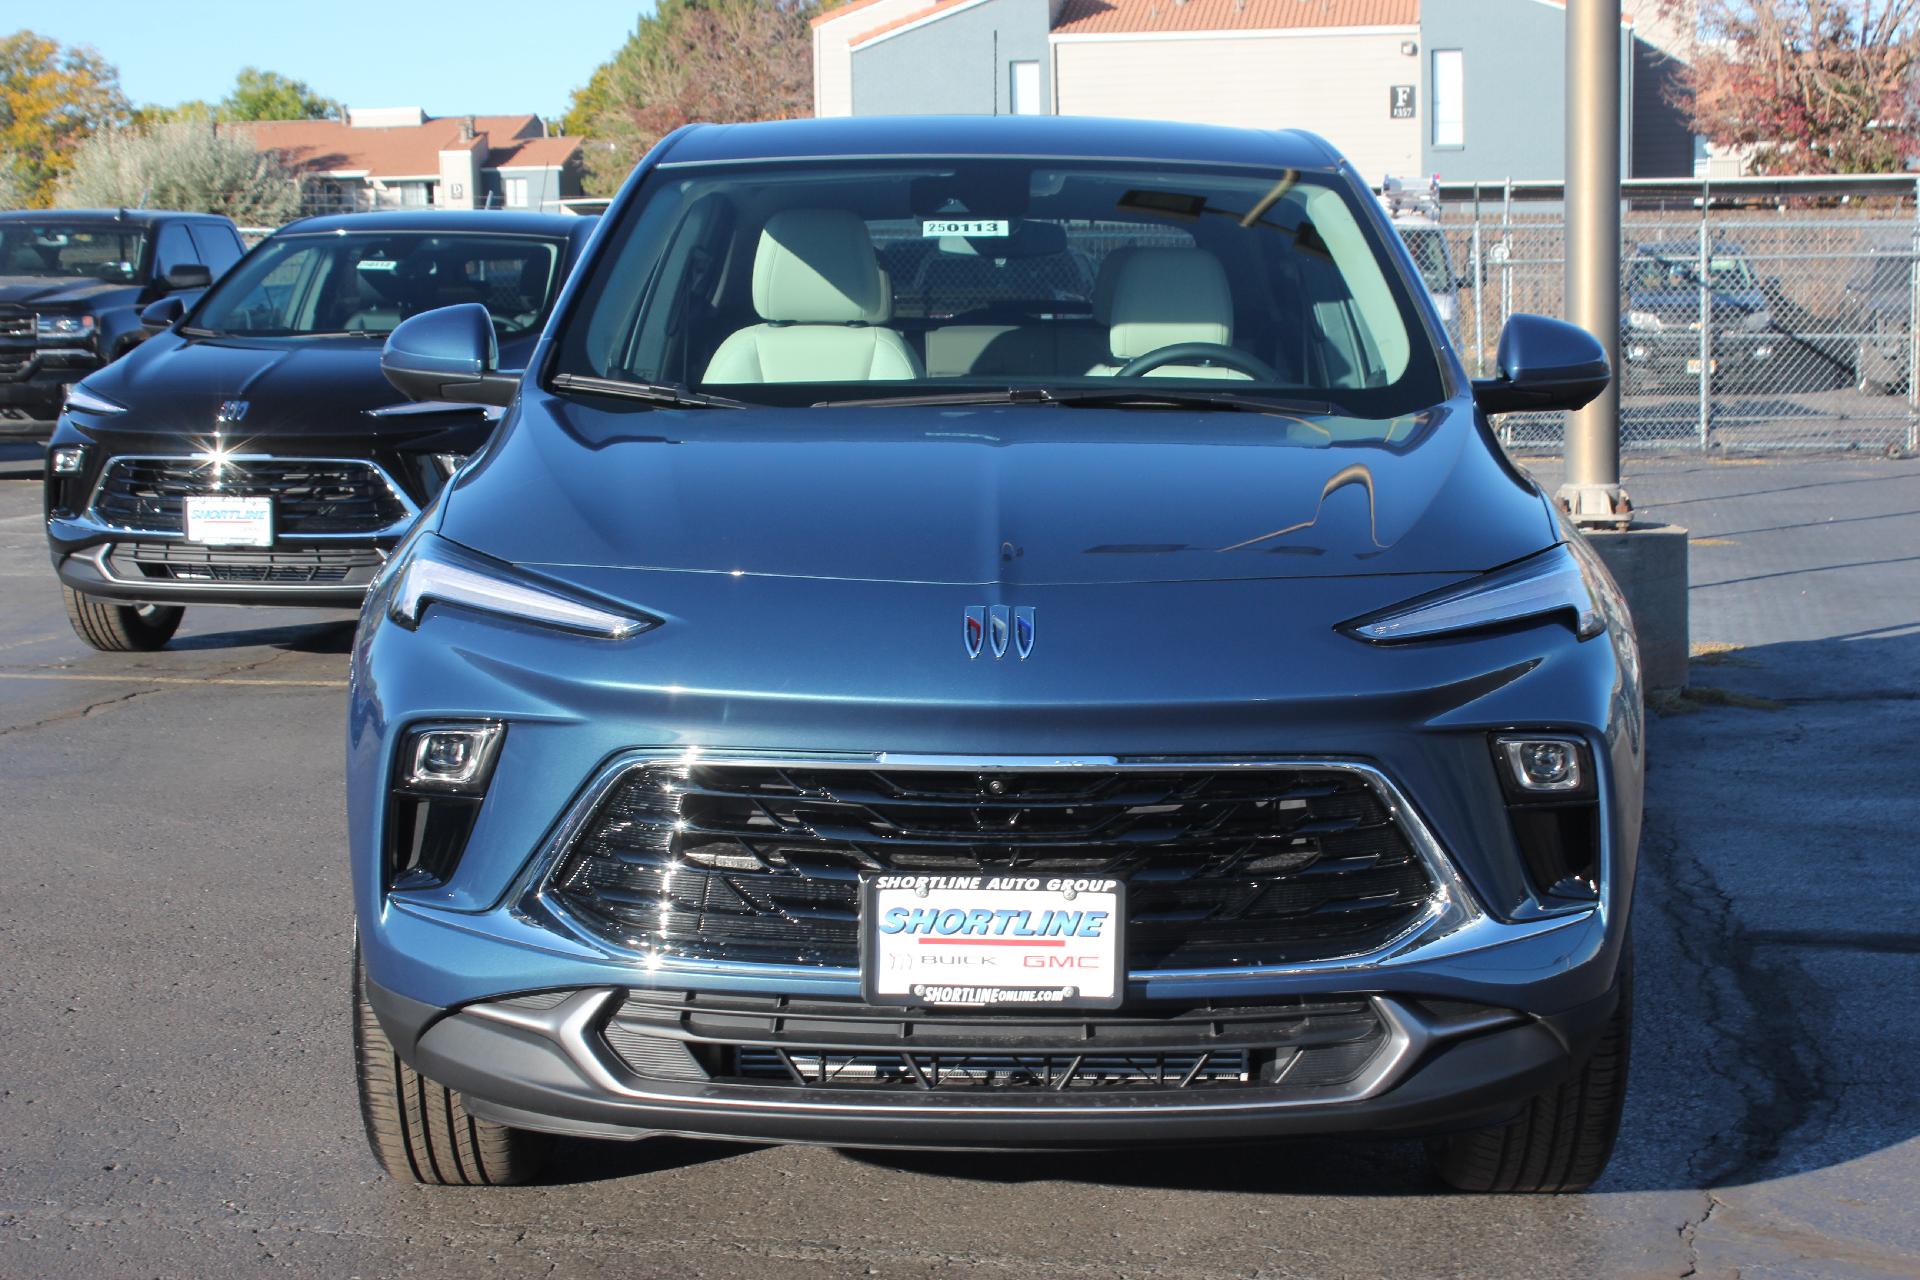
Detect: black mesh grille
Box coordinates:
(112, 541, 383, 584)
(600, 988, 1390, 1092)
(546, 762, 1439, 969)
(93, 458, 411, 535)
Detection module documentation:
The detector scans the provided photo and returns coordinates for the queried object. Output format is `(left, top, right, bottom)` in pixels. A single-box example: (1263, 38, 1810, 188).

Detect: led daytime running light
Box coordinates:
(389, 534, 654, 639)
(1344, 544, 1604, 643)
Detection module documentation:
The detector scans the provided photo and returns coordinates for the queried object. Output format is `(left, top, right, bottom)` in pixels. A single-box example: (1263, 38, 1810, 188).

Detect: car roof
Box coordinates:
(655, 115, 1344, 172)
(0, 208, 230, 227)
(274, 209, 587, 236)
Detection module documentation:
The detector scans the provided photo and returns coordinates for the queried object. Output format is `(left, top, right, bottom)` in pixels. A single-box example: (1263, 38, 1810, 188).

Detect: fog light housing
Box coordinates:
(49, 445, 87, 475)
(386, 722, 504, 891)
(1497, 736, 1584, 793)
(403, 722, 503, 792)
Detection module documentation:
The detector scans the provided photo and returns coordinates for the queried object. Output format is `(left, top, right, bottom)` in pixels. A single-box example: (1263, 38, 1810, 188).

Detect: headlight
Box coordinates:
(1340, 543, 1605, 643)
(389, 532, 656, 639)
(64, 383, 126, 415)
(36, 313, 95, 343)
(1740, 308, 1774, 332)
(1626, 310, 1663, 332)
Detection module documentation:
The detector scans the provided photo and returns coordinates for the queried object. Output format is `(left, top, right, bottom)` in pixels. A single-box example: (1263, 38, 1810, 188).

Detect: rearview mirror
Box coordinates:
(140, 296, 187, 332)
(381, 303, 518, 407)
(1472, 314, 1610, 416)
(162, 264, 213, 291)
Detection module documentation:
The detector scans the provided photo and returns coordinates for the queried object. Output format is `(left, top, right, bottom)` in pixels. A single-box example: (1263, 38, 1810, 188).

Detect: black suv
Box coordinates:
(0, 209, 243, 434)
(44, 210, 597, 650)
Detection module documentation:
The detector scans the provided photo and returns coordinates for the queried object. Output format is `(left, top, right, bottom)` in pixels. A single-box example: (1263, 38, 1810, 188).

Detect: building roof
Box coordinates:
(658, 114, 1341, 169)
(238, 114, 560, 181)
(1051, 0, 1418, 36)
(850, 0, 979, 47)
(489, 136, 585, 169)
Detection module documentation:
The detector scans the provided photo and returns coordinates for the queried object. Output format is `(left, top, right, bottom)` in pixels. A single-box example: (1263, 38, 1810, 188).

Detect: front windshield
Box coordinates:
(551, 159, 1446, 422)
(0, 224, 147, 283)
(189, 230, 565, 339)
(1630, 251, 1757, 294)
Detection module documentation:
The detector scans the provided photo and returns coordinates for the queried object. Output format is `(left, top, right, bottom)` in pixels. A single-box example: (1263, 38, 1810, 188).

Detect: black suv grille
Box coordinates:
(111, 541, 384, 584)
(596, 988, 1391, 1093)
(545, 762, 1439, 969)
(93, 458, 411, 536)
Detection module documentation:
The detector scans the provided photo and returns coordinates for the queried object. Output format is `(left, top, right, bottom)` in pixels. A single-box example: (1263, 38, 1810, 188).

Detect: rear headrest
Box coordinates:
(1105, 247, 1233, 360)
(753, 209, 888, 324)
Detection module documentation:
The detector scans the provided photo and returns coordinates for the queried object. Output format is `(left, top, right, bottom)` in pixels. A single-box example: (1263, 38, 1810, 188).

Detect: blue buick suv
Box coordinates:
(350, 116, 1640, 1193)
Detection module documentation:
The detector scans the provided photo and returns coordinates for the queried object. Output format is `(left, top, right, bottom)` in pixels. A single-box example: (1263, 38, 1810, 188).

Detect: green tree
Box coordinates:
(566, 0, 817, 195)
(56, 119, 304, 226)
(0, 30, 131, 206)
(218, 67, 338, 122)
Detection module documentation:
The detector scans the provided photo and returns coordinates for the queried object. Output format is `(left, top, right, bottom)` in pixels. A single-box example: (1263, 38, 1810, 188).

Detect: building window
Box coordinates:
(505, 177, 530, 208)
(1432, 50, 1464, 148)
(1009, 60, 1041, 116)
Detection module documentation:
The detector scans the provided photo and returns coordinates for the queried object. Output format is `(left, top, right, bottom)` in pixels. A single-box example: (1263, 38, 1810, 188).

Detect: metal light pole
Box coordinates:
(1559, 0, 1628, 523)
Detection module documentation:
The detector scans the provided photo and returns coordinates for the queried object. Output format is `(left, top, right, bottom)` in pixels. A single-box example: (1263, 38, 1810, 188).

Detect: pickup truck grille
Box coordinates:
(92, 457, 412, 536)
(544, 761, 1440, 970)
(0, 311, 32, 339)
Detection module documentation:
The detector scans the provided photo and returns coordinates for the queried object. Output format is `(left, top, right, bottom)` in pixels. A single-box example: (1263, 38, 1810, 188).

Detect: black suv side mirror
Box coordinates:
(162, 264, 213, 292)
(1472, 314, 1611, 415)
(381, 303, 519, 407)
(140, 296, 187, 332)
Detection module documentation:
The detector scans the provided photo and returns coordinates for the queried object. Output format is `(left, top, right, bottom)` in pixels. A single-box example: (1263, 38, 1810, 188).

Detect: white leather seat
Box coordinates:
(1087, 247, 1251, 380)
(704, 210, 923, 384)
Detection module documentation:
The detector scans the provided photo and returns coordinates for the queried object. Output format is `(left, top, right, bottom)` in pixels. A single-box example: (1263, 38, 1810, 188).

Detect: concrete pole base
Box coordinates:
(1581, 523, 1690, 695)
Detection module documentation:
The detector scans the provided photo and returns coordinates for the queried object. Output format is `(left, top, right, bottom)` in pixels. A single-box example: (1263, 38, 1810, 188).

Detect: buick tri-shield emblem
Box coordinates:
(216, 399, 249, 425)
(964, 605, 1035, 660)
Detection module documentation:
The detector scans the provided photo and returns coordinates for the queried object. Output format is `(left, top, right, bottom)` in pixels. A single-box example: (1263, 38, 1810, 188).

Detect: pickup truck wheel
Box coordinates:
(61, 587, 183, 651)
(1425, 958, 1631, 1194)
(353, 948, 549, 1186)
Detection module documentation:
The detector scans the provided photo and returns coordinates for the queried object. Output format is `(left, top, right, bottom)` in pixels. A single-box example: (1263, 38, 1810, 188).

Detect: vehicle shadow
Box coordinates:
(166, 616, 360, 656)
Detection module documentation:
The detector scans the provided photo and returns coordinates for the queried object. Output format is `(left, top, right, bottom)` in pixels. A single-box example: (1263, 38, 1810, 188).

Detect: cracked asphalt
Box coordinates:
(2, 439, 1918, 1279)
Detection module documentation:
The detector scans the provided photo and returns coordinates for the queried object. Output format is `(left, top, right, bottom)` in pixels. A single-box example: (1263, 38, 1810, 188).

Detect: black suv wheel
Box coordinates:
(61, 586, 183, 652)
(353, 948, 549, 1186)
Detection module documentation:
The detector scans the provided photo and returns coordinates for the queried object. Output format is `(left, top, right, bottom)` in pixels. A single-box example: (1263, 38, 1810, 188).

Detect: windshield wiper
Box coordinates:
(550, 373, 746, 409)
(815, 386, 1342, 416)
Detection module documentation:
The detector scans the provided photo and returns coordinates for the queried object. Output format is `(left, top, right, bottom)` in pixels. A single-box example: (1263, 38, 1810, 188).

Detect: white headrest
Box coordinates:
(1105, 247, 1234, 360)
(753, 209, 887, 324)
(1090, 246, 1138, 326)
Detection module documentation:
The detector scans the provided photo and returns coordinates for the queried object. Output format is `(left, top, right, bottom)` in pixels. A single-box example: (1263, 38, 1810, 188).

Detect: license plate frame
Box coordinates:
(860, 874, 1127, 1010)
(184, 494, 273, 547)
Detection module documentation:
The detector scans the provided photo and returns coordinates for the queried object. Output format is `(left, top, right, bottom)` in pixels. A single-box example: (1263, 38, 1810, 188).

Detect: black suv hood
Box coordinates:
(438, 395, 1557, 585)
(0, 276, 137, 309)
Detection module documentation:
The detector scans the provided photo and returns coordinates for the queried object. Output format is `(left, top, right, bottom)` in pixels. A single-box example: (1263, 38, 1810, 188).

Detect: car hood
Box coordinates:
(79, 331, 494, 437)
(436, 394, 1557, 585)
(1631, 287, 1767, 316)
(0, 276, 135, 309)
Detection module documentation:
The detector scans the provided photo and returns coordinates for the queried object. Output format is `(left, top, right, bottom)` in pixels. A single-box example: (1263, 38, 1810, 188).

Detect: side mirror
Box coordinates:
(1472, 313, 1610, 415)
(140, 296, 188, 332)
(163, 264, 213, 292)
(381, 303, 519, 407)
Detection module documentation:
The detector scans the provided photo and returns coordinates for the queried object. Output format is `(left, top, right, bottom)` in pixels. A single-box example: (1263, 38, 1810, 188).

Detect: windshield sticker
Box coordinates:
(922, 219, 1008, 238)
(356, 259, 399, 271)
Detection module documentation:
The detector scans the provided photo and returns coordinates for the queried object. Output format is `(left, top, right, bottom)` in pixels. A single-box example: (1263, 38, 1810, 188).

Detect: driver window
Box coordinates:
(154, 224, 198, 279)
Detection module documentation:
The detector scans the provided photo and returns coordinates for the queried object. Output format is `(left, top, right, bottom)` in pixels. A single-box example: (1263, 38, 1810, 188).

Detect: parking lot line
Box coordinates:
(0, 671, 348, 689)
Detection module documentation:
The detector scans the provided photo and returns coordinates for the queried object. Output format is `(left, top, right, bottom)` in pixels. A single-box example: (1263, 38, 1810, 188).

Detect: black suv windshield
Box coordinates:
(189, 230, 566, 339)
(0, 224, 147, 283)
(550, 159, 1446, 424)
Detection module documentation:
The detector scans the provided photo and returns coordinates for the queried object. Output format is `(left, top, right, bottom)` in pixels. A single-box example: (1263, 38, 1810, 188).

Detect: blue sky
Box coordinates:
(20, 1, 652, 122)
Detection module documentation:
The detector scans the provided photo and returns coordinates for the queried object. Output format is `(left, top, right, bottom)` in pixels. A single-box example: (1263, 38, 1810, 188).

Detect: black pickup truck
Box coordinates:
(0, 209, 245, 435)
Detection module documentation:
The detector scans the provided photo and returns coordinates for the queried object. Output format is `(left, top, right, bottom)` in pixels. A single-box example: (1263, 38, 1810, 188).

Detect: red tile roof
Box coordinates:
(1052, 0, 1419, 36)
(238, 114, 551, 180)
(489, 136, 584, 168)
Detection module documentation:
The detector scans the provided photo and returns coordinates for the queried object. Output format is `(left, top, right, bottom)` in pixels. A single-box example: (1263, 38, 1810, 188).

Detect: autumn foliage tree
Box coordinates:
(1669, 0, 1920, 173)
(567, 0, 818, 195)
(0, 30, 130, 206)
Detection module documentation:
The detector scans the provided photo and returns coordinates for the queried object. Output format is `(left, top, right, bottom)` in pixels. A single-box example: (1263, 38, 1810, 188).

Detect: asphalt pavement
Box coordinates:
(2, 437, 1918, 1279)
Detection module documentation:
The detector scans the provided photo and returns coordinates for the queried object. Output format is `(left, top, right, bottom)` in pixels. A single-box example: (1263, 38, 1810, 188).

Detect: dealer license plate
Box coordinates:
(184, 495, 273, 547)
(861, 874, 1126, 1009)
(1685, 357, 1719, 375)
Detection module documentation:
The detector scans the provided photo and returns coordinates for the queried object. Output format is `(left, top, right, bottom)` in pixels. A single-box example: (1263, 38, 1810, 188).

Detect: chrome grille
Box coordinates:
(546, 761, 1440, 969)
(92, 457, 412, 536)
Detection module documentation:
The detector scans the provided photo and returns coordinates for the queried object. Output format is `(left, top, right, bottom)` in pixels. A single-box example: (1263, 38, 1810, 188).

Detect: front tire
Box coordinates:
(62, 586, 183, 651)
(1426, 958, 1632, 1193)
(353, 948, 549, 1186)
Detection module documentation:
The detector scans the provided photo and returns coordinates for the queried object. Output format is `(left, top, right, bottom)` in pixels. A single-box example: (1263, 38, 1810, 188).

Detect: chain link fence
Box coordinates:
(1422, 195, 1920, 456)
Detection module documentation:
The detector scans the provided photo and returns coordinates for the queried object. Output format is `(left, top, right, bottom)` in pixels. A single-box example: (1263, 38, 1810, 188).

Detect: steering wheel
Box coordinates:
(1114, 342, 1280, 381)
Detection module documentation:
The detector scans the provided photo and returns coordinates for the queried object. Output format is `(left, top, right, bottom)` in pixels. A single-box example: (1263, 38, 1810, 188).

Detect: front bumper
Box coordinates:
(368, 973, 1624, 1148)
